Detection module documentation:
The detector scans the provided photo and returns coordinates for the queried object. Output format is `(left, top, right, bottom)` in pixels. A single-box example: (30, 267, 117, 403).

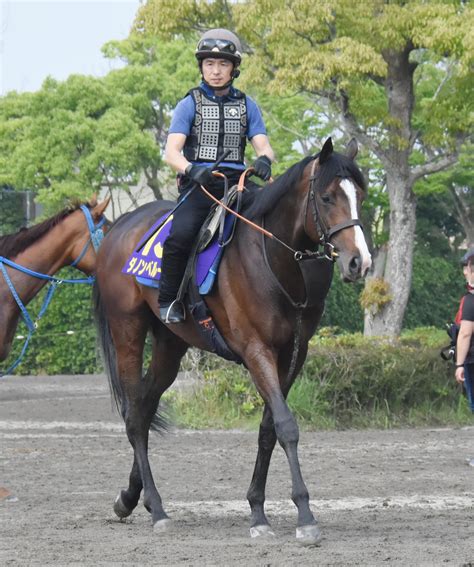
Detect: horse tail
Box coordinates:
(92, 280, 122, 412)
(93, 280, 170, 433)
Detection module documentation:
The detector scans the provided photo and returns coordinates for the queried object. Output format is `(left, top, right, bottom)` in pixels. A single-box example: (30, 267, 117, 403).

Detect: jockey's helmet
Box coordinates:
(195, 29, 242, 67)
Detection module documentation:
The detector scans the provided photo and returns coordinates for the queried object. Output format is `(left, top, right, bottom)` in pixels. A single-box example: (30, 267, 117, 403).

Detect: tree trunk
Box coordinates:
(365, 174, 416, 336)
(364, 45, 417, 337)
(450, 185, 474, 247)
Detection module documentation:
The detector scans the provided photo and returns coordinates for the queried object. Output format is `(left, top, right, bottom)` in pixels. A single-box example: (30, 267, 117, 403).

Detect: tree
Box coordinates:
(0, 37, 198, 212)
(415, 143, 474, 248)
(135, 0, 473, 337)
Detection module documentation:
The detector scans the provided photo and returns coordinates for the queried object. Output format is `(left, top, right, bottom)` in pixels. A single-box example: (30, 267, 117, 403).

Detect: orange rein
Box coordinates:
(198, 169, 275, 240)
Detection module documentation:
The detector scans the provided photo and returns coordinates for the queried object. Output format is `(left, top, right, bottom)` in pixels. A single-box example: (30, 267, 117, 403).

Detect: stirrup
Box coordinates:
(159, 299, 186, 324)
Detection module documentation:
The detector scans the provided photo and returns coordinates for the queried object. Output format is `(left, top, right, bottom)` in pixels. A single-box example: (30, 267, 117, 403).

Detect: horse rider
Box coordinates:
(159, 28, 275, 324)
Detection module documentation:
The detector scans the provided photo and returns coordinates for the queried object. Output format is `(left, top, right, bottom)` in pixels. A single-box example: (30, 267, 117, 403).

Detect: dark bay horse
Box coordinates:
(0, 196, 110, 363)
(94, 138, 371, 545)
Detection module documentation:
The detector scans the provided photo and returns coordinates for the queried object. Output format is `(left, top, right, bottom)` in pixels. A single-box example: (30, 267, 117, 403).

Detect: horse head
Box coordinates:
(305, 138, 372, 282)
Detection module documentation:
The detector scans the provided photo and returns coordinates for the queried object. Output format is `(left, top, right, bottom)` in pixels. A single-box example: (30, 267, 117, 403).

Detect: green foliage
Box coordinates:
(166, 363, 264, 429)
(321, 268, 364, 333)
(0, 37, 199, 209)
(360, 277, 392, 314)
(0, 189, 26, 235)
(404, 250, 464, 329)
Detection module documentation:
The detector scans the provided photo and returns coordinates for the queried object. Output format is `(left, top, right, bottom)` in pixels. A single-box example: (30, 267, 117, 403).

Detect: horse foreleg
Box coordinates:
(246, 346, 321, 545)
(246, 404, 277, 537)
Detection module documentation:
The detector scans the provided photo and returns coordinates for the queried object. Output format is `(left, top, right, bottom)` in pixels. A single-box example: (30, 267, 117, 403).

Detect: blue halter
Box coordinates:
(0, 205, 106, 377)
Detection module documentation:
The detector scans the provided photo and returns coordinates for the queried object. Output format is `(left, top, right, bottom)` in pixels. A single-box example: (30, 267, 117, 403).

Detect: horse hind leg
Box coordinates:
(116, 320, 188, 529)
(100, 310, 149, 521)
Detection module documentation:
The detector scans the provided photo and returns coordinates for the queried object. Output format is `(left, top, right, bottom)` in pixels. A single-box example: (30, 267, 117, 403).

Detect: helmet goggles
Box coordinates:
(196, 37, 241, 65)
(198, 38, 237, 54)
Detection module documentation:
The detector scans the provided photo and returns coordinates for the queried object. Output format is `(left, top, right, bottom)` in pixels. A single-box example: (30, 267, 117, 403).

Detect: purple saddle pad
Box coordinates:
(122, 211, 230, 293)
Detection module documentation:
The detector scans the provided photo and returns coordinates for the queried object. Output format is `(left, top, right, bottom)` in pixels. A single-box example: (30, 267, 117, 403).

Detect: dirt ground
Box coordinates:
(1, 373, 473, 566)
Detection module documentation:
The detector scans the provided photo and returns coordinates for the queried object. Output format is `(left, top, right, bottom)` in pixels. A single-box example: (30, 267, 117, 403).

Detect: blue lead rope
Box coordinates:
(0, 261, 61, 376)
(0, 205, 106, 377)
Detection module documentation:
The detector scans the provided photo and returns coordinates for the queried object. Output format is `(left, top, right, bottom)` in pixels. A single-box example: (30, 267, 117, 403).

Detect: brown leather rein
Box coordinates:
(199, 159, 362, 262)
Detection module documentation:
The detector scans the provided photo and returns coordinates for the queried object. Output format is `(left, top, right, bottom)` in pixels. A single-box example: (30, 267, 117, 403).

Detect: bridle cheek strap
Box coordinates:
(307, 159, 363, 261)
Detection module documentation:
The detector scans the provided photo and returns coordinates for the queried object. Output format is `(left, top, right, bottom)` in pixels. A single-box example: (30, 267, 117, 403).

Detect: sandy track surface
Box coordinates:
(1, 374, 473, 566)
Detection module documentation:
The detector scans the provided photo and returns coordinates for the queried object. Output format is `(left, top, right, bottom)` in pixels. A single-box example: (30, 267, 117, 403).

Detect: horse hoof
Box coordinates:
(296, 524, 322, 546)
(153, 518, 171, 532)
(113, 494, 132, 519)
(250, 524, 276, 538)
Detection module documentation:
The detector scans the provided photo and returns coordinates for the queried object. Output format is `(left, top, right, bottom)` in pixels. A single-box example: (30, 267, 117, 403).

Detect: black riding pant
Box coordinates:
(159, 169, 258, 304)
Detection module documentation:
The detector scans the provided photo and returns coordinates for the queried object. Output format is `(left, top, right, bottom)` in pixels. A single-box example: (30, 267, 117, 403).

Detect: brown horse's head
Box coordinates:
(305, 138, 371, 282)
(68, 195, 111, 274)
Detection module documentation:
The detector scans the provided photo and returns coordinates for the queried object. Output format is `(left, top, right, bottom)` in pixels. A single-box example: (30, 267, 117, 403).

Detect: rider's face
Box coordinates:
(201, 58, 233, 88)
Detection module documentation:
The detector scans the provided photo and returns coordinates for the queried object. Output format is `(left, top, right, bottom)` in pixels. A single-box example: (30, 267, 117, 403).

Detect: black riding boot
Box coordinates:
(158, 251, 188, 323)
(158, 299, 186, 324)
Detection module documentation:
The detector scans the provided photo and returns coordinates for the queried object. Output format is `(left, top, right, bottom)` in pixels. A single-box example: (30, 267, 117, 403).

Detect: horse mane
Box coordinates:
(242, 156, 314, 220)
(0, 200, 89, 260)
(242, 152, 366, 221)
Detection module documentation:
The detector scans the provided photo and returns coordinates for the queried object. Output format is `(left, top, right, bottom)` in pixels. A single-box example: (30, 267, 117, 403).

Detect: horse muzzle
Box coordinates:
(337, 251, 371, 282)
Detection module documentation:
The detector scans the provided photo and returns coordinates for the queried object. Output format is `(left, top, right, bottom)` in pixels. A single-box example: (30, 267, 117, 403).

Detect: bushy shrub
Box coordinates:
(298, 329, 461, 427)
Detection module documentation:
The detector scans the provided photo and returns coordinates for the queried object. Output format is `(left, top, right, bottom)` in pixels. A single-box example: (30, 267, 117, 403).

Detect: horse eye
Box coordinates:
(321, 195, 331, 204)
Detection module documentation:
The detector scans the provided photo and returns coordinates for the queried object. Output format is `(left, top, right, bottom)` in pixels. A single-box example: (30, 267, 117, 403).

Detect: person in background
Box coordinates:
(455, 248, 474, 412)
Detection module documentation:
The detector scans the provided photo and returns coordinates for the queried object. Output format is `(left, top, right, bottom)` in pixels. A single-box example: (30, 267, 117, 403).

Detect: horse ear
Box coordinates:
(346, 138, 358, 160)
(88, 193, 98, 207)
(91, 195, 111, 219)
(319, 137, 333, 164)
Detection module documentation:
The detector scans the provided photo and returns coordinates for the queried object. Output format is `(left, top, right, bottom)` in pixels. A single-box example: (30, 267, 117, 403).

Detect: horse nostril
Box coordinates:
(349, 255, 361, 275)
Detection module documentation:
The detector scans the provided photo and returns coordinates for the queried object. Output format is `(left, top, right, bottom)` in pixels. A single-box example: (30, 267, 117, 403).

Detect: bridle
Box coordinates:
(70, 204, 106, 267)
(304, 158, 364, 261)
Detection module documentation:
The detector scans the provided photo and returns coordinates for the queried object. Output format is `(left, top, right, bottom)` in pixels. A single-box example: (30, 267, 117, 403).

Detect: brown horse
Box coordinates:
(94, 138, 371, 545)
(0, 196, 110, 364)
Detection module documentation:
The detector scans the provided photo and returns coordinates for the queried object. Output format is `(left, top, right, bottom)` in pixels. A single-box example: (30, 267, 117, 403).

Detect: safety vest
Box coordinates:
(183, 87, 247, 165)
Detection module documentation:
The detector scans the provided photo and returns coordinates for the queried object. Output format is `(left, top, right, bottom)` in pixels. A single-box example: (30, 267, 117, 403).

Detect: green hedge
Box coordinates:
(294, 330, 464, 427)
(167, 328, 471, 429)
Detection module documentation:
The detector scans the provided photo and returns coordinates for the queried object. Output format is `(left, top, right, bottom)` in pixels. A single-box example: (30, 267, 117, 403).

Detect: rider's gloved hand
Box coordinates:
(185, 164, 215, 188)
(252, 155, 272, 181)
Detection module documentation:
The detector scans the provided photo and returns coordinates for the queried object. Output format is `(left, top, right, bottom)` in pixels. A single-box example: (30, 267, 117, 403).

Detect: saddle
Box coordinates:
(122, 187, 243, 364)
